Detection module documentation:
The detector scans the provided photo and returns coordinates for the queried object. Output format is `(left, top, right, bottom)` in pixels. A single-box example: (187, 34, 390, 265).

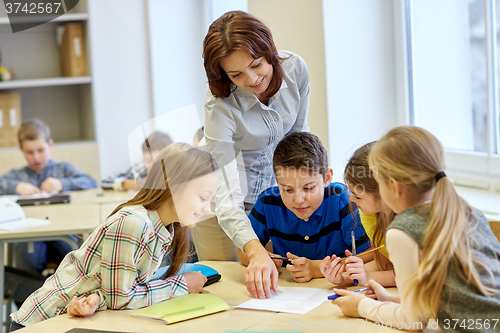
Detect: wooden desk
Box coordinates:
(67, 189, 135, 206)
(16, 261, 439, 333)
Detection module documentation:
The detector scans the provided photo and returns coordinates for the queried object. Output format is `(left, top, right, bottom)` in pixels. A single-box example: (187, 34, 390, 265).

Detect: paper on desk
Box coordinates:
(0, 218, 50, 231)
(236, 286, 331, 314)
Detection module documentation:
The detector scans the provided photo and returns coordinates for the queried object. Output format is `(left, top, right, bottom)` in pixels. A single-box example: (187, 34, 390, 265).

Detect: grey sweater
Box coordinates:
(388, 205, 500, 333)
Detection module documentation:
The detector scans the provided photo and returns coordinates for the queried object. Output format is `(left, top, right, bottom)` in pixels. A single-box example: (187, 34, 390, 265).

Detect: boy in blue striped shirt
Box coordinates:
(237, 132, 370, 283)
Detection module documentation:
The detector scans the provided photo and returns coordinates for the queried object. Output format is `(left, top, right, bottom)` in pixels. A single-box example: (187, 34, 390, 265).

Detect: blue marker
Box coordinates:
(327, 287, 372, 300)
(351, 231, 358, 285)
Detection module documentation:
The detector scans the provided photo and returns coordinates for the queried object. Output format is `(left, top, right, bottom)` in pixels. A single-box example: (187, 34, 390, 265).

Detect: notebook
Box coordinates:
(132, 293, 229, 324)
(16, 193, 71, 206)
(151, 263, 221, 287)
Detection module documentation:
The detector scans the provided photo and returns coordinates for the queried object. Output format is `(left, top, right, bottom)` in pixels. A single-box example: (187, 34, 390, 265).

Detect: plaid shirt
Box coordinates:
(11, 205, 188, 326)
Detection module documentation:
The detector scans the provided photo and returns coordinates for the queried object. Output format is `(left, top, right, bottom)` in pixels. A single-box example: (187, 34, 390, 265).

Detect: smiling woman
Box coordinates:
(192, 10, 311, 299)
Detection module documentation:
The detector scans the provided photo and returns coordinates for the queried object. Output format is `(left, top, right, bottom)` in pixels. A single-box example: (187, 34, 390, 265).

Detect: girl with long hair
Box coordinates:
(331, 126, 500, 332)
(10, 143, 219, 331)
(197, 10, 310, 299)
(320, 142, 396, 287)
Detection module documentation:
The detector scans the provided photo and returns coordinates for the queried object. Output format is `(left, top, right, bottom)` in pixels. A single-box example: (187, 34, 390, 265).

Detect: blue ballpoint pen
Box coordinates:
(351, 231, 358, 285)
(327, 287, 372, 300)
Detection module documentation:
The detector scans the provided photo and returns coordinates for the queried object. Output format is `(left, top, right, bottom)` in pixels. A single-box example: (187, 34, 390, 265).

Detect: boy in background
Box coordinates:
(238, 132, 370, 283)
(0, 118, 98, 274)
(101, 131, 173, 191)
(0, 118, 98, 195)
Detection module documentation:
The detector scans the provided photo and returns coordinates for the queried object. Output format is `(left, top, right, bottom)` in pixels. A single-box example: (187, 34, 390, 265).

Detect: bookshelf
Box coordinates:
(0, 0, 94, 143)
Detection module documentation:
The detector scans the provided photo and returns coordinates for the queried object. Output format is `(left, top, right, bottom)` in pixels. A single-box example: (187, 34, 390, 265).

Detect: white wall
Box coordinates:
(323, 0, 398, 181)
(87, 0, 154, 178)
(148, 0, 207, 125)
(248, 0, 329, 154)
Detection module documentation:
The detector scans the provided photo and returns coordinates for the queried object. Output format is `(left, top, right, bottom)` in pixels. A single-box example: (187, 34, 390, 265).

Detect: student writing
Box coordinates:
(331, 126, 500, 333)
(320, 142, 396, 287)
(101, 131, 173, 191)
(238, 132, 370, 283)
(10, 143, 219, 331)
(0, 118, 98, 275)
(0, 118, 97, 195)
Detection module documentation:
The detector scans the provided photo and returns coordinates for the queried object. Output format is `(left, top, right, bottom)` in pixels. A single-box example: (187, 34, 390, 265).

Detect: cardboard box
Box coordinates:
(59, 22, 87, 77)
(0, 92, 22, 148)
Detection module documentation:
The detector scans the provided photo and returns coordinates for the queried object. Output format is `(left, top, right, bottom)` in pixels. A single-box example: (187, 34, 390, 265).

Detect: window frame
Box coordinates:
(397, 0, 500, 187)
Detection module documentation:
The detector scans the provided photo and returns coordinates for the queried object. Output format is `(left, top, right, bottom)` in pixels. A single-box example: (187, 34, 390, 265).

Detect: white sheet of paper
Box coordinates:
(236, 286, 332, 314)
(0, 218, 50, 231)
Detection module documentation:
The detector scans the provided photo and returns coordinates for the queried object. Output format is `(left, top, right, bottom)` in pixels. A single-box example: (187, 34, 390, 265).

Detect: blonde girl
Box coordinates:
(320, 142, 396, 287)
(331, 126, 500, 332)
(10, 143, 219, 331)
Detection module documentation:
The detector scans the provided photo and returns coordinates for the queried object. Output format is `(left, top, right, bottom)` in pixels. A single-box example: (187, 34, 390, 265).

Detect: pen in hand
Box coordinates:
(327, 287, 373, 300)
(351, 231, 358, 285)
(269, 254, 293, 263)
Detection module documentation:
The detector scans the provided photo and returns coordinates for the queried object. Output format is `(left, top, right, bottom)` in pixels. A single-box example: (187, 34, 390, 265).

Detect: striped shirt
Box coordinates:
(249, 183, 371, 260)
(0, 160, 97, 194)
(11, 205, 188, 326)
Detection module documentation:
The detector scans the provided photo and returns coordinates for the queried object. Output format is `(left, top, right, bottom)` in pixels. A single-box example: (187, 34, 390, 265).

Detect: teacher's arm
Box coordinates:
(204, 97, 278, 299)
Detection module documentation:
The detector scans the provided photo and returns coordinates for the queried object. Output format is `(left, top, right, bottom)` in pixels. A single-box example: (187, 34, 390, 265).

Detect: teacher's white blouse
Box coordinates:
(203, 50, 310, 250)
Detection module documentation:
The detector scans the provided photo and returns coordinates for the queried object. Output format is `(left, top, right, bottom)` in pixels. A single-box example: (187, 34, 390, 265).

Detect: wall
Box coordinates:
(88, 0, 154, 179)
(323, 0, 398, 180)
(248, 0, 329, 154)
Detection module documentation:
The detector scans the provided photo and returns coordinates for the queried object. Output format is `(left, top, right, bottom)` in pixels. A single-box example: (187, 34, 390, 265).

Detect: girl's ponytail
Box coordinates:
(369, 126, 498, 318)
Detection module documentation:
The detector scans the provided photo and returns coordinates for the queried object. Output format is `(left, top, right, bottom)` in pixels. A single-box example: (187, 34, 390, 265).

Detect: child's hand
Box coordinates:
(364, 279, 393, 302)
(267, 252, 283, 274)
(345, 255, 369, 286)
(330, 287, 366, 317)
(319, 255, 346, 285)
(285, 252, 313, 283)
(40, 177, 63, 192)
(67, 294, 100, 317)
(183, 271, 207, 294)
(122, 179, 140, 191)
(16, 182, 41, 196)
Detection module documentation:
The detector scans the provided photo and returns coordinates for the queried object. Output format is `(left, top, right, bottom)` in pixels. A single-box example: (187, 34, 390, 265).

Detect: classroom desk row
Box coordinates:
(0, 189, 136, 327)
(18, 261, 441, 333)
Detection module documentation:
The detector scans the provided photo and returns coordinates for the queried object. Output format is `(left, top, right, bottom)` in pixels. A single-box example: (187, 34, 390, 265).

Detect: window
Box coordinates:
(404, 0, 500, 186)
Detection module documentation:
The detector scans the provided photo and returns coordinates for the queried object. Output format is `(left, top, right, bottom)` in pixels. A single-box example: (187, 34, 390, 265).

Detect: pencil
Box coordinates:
(351, 231, 358, 285)
(269, 255, 293, 262)
(338, 244, 387, 264)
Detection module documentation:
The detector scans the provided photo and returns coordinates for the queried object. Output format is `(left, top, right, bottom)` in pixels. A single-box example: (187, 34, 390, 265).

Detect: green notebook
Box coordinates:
(132, 294, 229, 324)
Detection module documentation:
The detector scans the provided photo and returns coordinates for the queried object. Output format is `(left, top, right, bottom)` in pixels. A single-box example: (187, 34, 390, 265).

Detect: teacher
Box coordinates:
(198, 10, 310, 299)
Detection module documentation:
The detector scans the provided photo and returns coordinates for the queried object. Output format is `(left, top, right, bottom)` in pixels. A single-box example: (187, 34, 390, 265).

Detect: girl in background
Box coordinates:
(320, 142, 396, 287)
(10, 143, 219, 331)
(331, 126, 500, 332)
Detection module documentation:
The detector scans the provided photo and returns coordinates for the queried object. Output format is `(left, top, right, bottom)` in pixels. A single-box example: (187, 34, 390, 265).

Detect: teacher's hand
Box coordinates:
(244, 240, 279, 299)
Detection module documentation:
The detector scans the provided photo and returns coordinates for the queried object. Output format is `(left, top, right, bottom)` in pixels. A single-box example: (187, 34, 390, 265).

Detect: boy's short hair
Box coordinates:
(141, 131, 173, 153)
(18, 118, 51, 147)
(273, 132, 328, 179)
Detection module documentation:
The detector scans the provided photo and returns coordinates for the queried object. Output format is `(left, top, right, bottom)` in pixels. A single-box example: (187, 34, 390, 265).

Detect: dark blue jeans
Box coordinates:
(16, 239, 75, 274)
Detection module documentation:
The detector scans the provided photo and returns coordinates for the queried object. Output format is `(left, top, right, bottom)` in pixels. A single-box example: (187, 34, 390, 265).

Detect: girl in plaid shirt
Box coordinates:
(10, 143, 219, 331)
